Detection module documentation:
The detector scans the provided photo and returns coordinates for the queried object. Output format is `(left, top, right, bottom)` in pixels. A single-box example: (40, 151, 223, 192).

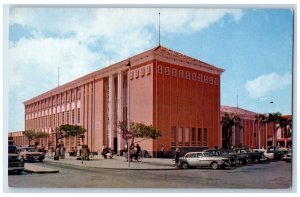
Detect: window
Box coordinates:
(141, 68, 145, 76)
(146, 65, 151, 75)
(67, 111, 70, 124)
(204, 75, 208, 83)
(192, 128, 196, 146)
(185, 128, 189, 146)
(198, 128, 202, 146)
(178, 127, 183, 146)
(77, 108, 80, 123)
(171, 126, 176, 146)
(172, 68, 177, 77)
(192, 73, 196, 80)
(62, 112, 65, 124)
(57, 113, 60, 126)
(179, 70, 184, 78)
(135, 69, 139, 78)
(198, 74, 202, 82)
(72, 109, 75, 124)
(214, 78, 219, 85)
(186, 71, 190, 79)
(130, 71, 134, 80)
(209, 77, 213, 84)
(165, 67, 170, 75)
(203, 128, 207, 146)
(158, 65, 162, 74)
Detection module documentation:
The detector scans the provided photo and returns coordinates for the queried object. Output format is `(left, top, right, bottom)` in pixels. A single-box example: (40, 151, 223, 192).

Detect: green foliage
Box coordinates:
(22, 130, 49, 146)
(221, 113, 243, 149)
(55, 124, 86, 143)
(131, 122, 162, 139)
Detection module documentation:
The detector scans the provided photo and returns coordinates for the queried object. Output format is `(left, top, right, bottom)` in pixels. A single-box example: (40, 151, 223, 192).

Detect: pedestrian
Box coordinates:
(77, 144, 82, 157)
(48, 143, 53, 159)
(54, 144, 61, 160)
(160, 144, 165, 158)
(175, 148, 180, 167)
(81, 145, 86, 160)
(60, 144, 66, 159)
(135, 144, 141, 160)
(85, 145, 90, 160)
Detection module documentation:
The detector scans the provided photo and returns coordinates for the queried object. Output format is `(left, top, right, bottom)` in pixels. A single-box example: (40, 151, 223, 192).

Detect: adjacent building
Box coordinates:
(20, 45, 224, 156)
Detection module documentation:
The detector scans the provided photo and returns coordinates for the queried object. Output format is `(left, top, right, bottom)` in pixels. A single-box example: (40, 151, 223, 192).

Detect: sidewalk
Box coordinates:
(44, 154, 177, 170)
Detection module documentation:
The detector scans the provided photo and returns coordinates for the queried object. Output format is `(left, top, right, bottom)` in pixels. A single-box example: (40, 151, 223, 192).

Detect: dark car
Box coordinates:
(283, 150, 292, 162)
(8, 145, 25, 175)
(203, 149, 238, 167)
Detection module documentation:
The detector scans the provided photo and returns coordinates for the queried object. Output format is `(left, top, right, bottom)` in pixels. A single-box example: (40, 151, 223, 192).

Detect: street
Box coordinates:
(8, 160, 292, 190)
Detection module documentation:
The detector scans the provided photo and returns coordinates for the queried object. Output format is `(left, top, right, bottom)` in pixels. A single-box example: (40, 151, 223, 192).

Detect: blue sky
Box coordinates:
(7, 7, 293, 131)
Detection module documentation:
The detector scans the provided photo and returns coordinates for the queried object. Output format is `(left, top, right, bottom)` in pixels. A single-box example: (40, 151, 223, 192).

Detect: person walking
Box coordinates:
(60, 144, 66, 159)
(160, 144, 165, 158)
(175, 148, 180, 168)
(54, 144, 61, 160)
(48, 143, 53, 159)
(135, 144, 141, 160)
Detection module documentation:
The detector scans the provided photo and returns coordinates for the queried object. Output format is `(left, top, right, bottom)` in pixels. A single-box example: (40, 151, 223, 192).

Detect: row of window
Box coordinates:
(130, 65, 152, 80)
(26, 109, 80, 129)
(171, 126, 208, 147)
(157, 65, 219, 85)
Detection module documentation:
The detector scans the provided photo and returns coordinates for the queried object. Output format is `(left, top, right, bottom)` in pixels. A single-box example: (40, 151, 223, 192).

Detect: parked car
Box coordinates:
(179, 152, 230, 170)
(267, 146, 288, 160)
(252, 149, 274, 160)
(8, 145, 25, 175)
(230, 149, 248, 165)
(203, 149, 238, 167)
(19, 147, 45, 162)
(234, 148, 267, 164)
(283, 150, 292, 162)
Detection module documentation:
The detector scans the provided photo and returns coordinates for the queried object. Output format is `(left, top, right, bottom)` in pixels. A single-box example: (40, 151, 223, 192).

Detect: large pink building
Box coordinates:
(19, 45, 224, 156)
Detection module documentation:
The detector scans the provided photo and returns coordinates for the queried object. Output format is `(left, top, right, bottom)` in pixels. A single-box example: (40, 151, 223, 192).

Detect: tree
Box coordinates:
(118, 121, 162, 145)
(22, 130, 49, 146)
(53, 124, 86, 146)
(221, 113, 243, 149)
(255, 113, 268, 148)
(277, 117, 292, 148)
(266, 112, 282, 146)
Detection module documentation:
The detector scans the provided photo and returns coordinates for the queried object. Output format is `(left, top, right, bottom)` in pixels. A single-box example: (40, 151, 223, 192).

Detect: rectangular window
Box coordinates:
(192, 128, 196, 146)
(171, 126, 176, 146)
(203, 128, 207, 146)
(209, 77, 213, 84)
(141, 68, 145, 76)
(185, 128, 189, 146)
(53, 114, 56, 126)
(146, 66, 151, 75)
(214, 78, 219, 85)
(77, 108, 80, 124)
(130, 71, 134, 80)
(72, 109, 75, 124)
(172, 68, 177, 77)
(192, 73, 196, 80)
(204, 75, 208, 83)
(179, 70, 184, 78)
(67, 111, 70, 124)
(62, 112, 65, 124)
(178, 127, 183, 146)
(165, 67, 170, 75)
(158, 65, 162, 74)
(135, 69, 139, 78)
(186, 71, 190, 79)
(57, 113, 60, 126)
(198, 128, 202, 146)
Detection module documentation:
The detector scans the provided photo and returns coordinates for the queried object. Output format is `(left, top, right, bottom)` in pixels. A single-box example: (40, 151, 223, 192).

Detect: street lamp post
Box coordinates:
(126, 59, 131, 167)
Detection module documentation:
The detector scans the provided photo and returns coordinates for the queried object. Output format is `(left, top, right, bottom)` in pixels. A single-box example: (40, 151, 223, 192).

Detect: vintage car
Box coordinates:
(19, 147, 45, 162)
(8, 145, 25, 175)
(203, 149, 238, 167)
(283, 150, 292, 162)
(252, 149, 275, 160)
(234, 148, 267, 164)
(179, 152, 230, 170)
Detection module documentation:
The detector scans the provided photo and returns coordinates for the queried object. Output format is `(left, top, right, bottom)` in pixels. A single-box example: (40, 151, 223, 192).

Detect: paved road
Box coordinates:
(8, 160, 292, 190)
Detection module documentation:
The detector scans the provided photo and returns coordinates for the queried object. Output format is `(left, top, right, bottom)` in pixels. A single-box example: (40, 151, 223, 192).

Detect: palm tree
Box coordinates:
(277, 117, 292, 148)
(255, 114, 268, 148)
(266, 112, 282, 147)
(221, 113, 243, 149)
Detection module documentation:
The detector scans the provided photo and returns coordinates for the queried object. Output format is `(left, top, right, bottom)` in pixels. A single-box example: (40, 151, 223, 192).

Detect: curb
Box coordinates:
(44, 159, 179, 171)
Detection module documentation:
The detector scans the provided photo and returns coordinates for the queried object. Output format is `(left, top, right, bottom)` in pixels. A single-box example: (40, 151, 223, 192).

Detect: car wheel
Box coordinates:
(39, 159, 44, 162)
(211, 162, 219, 170)
(181, 162, 189, 169)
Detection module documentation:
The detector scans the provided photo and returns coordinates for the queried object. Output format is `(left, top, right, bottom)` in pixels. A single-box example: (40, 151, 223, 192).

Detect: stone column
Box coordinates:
(117, 72, 124, 154)
(108, 75, 115, 148)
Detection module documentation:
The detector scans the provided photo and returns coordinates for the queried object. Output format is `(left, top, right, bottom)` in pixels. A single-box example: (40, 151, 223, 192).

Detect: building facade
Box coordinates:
(17, 45, 224, 156)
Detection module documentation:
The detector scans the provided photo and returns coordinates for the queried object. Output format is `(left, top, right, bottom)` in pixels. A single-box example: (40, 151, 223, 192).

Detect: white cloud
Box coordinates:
(245, 72, 292, 99)
(8, 7, 244, 131)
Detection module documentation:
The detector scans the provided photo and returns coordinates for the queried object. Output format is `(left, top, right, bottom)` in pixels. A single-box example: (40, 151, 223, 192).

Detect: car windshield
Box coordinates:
(185, 153, 197, 158)
(8, 146, 17, 154)
(23, 148, 37, 152)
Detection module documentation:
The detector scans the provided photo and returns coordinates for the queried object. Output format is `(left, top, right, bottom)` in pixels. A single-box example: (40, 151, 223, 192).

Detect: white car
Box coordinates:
(253, 149, 274, 160)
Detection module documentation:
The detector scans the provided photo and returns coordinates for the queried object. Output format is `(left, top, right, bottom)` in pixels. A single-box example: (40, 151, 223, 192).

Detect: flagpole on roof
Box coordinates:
(158, 12, 161, 46)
